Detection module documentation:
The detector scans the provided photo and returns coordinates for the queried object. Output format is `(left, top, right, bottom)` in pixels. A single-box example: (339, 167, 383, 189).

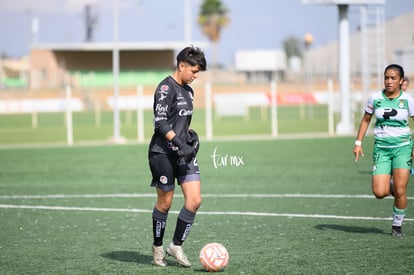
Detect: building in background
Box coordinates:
(306, 10, 414, 81)
(1, 10, 413, 90)
(0, 57, 30, 89)
(29, 41, 208, 90)
(234, 49, 286, 83)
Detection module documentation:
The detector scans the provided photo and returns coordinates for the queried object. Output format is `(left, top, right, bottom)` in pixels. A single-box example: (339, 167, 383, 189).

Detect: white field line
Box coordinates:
(0, 193, 409, 200)
(0, 193, 411, 221)
(0, 204, 412, 221)
(0, 133, 344, 150)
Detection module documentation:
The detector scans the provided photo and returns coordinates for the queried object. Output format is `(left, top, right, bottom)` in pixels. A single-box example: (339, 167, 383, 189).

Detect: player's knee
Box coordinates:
(394, 187, 406, 198)
(372, 190, 388, 199)
(186, 197, 202, 212)
(195, 197, 202, 209)
(156, 201, 172, 213)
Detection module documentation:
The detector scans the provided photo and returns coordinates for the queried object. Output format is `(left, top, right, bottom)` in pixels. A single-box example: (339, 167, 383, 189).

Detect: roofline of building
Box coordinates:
(301, 0, 385, 5)
(30, 41, 210, 51)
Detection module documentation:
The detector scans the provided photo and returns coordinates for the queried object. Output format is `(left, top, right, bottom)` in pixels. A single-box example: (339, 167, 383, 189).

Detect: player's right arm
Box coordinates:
(153, 82, 174, 137)
(353, 112, 372, 162)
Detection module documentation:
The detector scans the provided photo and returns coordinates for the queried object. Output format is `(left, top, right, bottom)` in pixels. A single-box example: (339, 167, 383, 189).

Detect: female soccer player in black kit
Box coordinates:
(148, 46, 207, 267)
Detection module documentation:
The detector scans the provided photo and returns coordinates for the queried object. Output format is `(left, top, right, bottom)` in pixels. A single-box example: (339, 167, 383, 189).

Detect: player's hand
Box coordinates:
(353, 145, 364, 162)
(180, 143, 195, 162)
(172, 135, 195, 162)
(187, 129, 200, 155)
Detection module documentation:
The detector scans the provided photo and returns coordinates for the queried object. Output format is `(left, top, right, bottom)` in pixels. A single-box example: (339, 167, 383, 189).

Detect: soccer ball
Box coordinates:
(199, 242, 229, 272)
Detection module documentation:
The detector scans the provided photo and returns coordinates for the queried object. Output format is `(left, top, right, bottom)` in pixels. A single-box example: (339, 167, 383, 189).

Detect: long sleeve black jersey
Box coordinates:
(148, 76, 194, 155)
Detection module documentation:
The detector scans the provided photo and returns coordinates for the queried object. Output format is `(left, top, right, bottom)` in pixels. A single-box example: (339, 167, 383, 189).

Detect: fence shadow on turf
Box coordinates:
(101, 251, 153, 264)
(314, 224, 387, 235)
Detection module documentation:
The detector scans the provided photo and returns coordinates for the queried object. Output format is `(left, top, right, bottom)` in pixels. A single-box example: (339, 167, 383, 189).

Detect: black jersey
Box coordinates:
(149, 76, 194, 155)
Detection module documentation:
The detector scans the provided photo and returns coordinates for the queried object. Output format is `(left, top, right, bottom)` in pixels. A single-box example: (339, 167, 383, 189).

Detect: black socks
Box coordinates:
(173, 207, 196, 246)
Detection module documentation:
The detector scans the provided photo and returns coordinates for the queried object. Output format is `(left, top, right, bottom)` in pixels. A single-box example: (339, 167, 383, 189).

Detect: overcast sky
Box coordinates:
(0, 0, 413, 66)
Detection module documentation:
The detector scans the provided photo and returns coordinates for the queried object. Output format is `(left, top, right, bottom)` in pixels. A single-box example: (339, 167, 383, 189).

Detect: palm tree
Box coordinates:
(198, 0, 230, 68)
(282, 36, 303, 61)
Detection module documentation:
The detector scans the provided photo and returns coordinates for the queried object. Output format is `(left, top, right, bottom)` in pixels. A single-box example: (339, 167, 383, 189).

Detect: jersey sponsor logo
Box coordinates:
(154, 116, 167, 122)
(155, 104, 168, 116)
(177, 92, 185, 101)
(382, 108, 397, 119)
(158, 91, 167, 101)
(179, 109, 193, 116)
(160, 175, 168, 184)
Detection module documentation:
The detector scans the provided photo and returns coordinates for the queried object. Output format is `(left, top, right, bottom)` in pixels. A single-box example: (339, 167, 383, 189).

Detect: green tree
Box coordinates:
(198, 0, 230, 67)
(282, 36, 304, 60)
(198, 0, 229, 42)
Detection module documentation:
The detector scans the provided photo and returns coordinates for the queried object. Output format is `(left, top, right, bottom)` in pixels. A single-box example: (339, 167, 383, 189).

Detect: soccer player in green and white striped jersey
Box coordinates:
(354, 64, 414, 237)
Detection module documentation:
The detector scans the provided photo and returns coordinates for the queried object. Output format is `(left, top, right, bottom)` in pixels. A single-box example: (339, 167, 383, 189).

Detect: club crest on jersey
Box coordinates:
(398, 100, 405, 109)
(158, 86, 169, 101)
(160, 85, 169, 92)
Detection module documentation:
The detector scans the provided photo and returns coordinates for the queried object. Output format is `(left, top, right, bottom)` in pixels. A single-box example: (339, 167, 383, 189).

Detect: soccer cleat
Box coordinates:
(166, 242, 191, 267)
(391, 226, 402, 237)
(152, 245, 167, 266)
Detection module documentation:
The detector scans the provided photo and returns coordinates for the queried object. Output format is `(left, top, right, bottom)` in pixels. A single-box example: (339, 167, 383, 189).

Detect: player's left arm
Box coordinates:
(406, 95, 414, 159)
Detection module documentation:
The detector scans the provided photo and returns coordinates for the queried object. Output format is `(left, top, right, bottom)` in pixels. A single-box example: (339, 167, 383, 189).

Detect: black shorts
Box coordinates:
(148, 152, 201, 192)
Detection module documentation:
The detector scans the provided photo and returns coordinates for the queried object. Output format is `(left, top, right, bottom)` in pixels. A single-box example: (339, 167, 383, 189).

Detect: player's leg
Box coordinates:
(371, 147, 392, 198)
(175, 179, 202, 243)
(175, 158, 202, 244)
(390, 145, 412, 236)
(149, 153, 176, 266)
(372, 174, 392, 198)
(154, 187, 175, 245)
(390, 169, 408, 237)
(392, 169, 409, 209)
(389, 177, 395, 197)
(167, 158, 201, 267)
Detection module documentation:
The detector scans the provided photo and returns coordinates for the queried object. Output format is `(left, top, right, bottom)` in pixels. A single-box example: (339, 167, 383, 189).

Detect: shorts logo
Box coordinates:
(372, 165, 377, 172)
(160, 175, 168, 184)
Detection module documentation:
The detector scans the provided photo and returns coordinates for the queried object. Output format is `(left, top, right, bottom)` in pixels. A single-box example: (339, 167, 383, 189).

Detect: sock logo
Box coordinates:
(155, 221, 165, 237)
(181, 224, 192, 241)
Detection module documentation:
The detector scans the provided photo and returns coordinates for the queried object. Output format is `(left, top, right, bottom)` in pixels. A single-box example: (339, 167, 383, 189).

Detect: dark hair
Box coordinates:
(384, 64, 404, 79)
(176, 46, 207, 71)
